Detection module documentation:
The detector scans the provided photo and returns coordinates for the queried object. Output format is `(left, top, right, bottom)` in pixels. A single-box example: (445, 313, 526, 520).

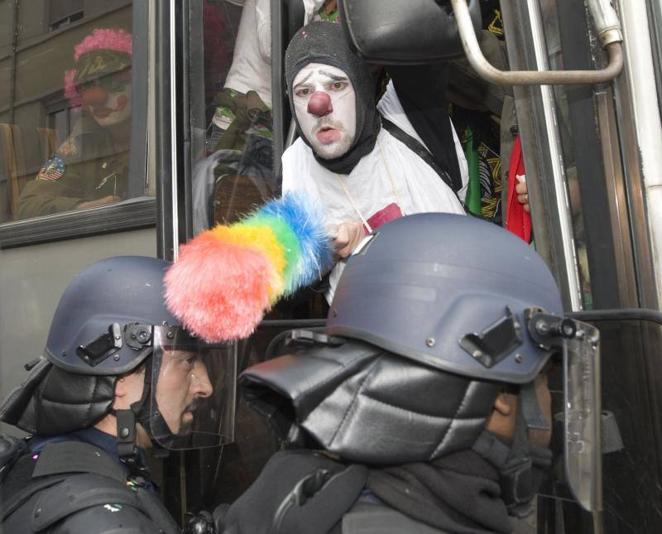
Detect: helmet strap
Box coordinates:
(115, 408, 140, 470)
(131, 352, 181, 451)
(520, 381, 551, 432)
(473, 387, 552, 518)
(113, 356, 154, 473)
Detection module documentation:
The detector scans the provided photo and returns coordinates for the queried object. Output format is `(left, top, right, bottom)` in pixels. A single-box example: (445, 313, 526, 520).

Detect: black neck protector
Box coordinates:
(473, 402, 553, 518)
(285, 22, 381, 175)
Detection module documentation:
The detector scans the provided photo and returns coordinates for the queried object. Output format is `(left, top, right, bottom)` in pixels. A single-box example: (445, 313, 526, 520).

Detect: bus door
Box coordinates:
(462, 0, 662, 532)
(159, 0, 329, 522)
(164, 1, 662, 531)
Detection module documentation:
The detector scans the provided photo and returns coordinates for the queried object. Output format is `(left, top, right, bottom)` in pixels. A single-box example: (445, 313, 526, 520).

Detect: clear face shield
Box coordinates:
(148, 325, 236, 450)
(562, 321, 602, 512)
(528, 312, 602, 513)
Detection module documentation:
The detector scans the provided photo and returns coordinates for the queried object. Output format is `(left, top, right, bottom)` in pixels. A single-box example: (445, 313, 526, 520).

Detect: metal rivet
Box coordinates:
(426, 337, 436, 347)
(113, 354, 121, 361)
(120, 428, 130, 438)
(535, 322, 549, 335)
(515, 354, 524, 363)
(35, 508, 42, 518)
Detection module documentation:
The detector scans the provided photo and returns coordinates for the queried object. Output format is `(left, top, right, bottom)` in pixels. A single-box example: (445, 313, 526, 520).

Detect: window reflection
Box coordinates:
(193, 0, 275, 233)
(539, 0, 592, 308)
(0, 2, 148, 223)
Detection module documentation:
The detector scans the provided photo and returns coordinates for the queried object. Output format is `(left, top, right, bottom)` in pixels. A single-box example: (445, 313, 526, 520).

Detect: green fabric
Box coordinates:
(211, 88, 272, 153)
(17, 117, 130, 219)
(464, 127, 482, 216)
(74, 50, 131, 84)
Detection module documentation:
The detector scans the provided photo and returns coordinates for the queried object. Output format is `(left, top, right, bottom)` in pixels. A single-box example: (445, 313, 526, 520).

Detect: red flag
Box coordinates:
(505, 136, 532, 242)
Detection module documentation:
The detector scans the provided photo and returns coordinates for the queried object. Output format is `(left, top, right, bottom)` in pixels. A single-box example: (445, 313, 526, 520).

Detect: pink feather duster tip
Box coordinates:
(164, 194, 332, 343)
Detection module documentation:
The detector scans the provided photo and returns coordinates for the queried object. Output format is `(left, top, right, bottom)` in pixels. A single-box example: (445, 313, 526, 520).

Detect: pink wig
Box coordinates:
(64, 28, 132, 107)
(74, 28, 132, 61)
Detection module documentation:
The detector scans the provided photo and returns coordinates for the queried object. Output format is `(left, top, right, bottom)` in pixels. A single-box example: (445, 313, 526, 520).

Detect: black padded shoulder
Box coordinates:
(1, 440, 180, 534)
(50, 501, 165, 534)
(31, 472, 143, 531)
(0, 434, 27, 482)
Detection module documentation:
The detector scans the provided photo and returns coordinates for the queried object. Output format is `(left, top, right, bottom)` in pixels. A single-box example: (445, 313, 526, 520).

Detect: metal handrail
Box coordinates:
(450, 0, 624, 85)
(568, 308, 662, 325)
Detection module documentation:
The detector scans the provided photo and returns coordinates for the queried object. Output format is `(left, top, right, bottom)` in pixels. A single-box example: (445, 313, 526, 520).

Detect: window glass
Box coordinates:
(190, 0, 329, 317)
(0, 1, 149, 224)
(537, 0, 593, 308)
(190, 0, 275, 234)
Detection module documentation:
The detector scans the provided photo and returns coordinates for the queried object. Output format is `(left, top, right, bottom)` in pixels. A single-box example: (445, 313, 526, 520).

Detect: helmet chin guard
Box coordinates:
(240, 339, 499, 464)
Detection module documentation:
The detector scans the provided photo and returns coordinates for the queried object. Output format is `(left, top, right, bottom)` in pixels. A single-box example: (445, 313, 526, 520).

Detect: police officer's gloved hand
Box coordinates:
(184, 510, 216, 534)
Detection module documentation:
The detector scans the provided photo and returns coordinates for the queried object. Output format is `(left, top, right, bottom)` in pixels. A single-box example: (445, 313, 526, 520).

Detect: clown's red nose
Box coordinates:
(307, 91, 333, 117)
(81, 85, 108, 106)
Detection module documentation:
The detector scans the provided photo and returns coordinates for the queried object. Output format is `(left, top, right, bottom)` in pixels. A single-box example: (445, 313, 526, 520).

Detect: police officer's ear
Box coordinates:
(486, 389, 518, 443)
(113, 366, 145, 410)
(493, 392, 516, 417)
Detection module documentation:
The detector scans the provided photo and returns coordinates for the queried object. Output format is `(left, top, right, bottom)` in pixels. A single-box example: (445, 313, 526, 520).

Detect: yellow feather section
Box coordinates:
(209, 224, 286, 300)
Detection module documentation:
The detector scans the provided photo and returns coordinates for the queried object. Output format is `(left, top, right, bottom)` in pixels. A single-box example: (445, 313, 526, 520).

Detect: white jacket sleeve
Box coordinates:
(256, 0, 272, 62)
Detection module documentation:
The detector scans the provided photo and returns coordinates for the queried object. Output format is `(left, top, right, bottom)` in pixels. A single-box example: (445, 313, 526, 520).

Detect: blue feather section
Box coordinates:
(257, 193, 333, 294)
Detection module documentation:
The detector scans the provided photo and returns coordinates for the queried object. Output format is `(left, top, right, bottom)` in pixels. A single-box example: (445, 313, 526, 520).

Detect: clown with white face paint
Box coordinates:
(81, 73, 132, 128)
(18, 28, 133, 219)
(292, 63, 357, 160)
(282, 22, 469, 301)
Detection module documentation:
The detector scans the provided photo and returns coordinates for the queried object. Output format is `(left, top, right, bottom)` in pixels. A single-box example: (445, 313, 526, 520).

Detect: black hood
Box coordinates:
(285, 21, 380, 175)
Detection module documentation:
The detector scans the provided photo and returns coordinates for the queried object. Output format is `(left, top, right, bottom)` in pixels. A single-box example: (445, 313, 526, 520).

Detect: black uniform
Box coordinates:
(219, 444, 514, 534)
(0, 428, 179, 533)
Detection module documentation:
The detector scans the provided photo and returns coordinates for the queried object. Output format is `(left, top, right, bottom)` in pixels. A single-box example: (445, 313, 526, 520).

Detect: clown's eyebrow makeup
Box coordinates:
(319, 69, 349, 82)
(294, 68, 350, 91)
(293, 71, 314, 89)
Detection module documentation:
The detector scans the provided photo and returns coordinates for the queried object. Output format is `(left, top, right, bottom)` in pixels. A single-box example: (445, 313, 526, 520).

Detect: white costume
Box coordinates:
(283, 82, 468, 300)
(222, 0, 332, 108)
(223, 0, 272, 106)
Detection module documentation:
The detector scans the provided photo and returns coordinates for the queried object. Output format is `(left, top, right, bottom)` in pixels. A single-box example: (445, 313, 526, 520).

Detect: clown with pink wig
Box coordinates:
(18, 28, 134, 219)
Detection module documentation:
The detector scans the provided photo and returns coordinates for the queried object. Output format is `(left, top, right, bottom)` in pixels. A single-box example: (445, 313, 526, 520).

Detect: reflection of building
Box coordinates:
(0, 0, 132, 222)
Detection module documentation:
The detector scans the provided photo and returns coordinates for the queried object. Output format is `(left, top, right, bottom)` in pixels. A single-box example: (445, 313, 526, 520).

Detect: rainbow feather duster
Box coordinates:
(165, 193, 332, 342)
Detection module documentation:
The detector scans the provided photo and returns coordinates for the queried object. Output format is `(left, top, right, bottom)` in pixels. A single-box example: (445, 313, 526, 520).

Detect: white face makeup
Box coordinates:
(292, 63, 356, 160)
(90, 86, 132, 127)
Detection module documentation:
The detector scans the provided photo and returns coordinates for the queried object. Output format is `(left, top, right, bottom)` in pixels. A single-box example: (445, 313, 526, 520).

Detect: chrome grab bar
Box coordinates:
(450, 0, 624, 85)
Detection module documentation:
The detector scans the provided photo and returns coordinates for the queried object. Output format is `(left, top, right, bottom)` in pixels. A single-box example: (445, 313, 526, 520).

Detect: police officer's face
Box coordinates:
(487, 372, 553, 448)
(80, 70, 132, 127)
(154, 350, 213, 435)
(292, 63, 357, 159)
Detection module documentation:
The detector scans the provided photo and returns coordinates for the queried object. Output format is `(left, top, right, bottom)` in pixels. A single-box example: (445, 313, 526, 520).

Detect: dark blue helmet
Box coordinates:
(46, 255, 179, 375)
(0, 256, 181, 436)
(326, 213, 564, 384)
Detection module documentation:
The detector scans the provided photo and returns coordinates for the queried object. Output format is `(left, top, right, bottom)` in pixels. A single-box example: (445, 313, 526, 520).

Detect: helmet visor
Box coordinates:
(149, 326, 236, 450)
(563, 320, 602, 512)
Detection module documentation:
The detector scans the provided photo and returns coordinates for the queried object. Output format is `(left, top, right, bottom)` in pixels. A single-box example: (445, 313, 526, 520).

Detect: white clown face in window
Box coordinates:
(80, 71, 132, 127)
(292, 63, 357, 160)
